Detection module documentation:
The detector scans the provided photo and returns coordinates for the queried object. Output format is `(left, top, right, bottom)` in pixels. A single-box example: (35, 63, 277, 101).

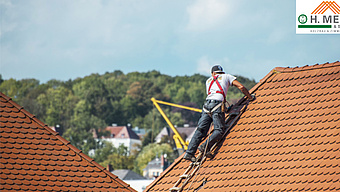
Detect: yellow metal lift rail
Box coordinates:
(151, 97, 201, 153)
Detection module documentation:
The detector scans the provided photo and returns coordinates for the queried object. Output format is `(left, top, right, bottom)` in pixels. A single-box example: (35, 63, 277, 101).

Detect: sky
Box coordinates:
(1, 0, 339, 83)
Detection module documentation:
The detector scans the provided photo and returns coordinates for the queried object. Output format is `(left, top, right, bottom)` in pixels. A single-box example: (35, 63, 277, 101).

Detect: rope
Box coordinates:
(182, 101, 248, 192)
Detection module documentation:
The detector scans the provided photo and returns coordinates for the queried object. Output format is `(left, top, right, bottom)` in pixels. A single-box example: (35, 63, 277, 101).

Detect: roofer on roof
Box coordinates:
(183, 65, 255, 162)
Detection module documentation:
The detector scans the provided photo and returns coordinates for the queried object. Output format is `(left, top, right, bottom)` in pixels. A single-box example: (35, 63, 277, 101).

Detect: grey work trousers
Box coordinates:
(186, 99, 225, 155)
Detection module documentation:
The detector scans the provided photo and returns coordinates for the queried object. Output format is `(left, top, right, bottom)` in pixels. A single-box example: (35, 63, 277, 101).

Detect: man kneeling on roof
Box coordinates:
(183, 65, 255, 162)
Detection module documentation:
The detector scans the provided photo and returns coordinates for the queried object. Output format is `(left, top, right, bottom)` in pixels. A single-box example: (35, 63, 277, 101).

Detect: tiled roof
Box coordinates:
(0, 92, 137, 192)
(145, 61, 340, 191)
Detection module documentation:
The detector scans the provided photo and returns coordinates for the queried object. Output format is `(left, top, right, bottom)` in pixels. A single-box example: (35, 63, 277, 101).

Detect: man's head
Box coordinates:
(211, 65, 225, 75)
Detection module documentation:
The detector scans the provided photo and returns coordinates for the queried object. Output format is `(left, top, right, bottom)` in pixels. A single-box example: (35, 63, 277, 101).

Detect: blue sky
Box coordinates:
(1, 0, 339, 83)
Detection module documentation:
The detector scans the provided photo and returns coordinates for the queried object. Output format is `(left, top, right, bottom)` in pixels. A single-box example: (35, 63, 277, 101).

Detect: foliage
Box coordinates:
(0, 70, 257, 170)
(96, 143, 135, 170)
(134, 143, 175, 174)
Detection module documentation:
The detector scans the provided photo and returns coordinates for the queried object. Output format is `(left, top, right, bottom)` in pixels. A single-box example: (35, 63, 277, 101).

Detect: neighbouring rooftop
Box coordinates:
(0, 92, 137, 192)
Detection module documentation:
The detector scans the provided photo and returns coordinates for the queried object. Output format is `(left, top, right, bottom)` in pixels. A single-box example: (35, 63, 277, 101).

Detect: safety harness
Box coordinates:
(208, 75, 226, 99)
(203, 75, 226, 114)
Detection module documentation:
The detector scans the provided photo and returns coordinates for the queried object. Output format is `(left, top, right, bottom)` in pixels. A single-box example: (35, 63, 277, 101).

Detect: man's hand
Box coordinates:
(249, 94, 256, 101)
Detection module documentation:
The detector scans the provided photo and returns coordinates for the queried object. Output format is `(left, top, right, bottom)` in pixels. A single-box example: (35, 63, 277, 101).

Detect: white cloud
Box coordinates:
(197, 56, 211, 74)
(186, 0, 230, 32)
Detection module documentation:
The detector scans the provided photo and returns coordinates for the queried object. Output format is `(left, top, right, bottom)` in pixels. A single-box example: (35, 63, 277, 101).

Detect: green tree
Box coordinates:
(99, 144, 135, 170)
(73, 74, 111, 123)
(0, 74, 3, 85)
(0, 78, 22, 101)
(134, 143, 175, 174)
(187, 81, 206, 106)
(174, 87, 190, 103)
(141, 130, 154, 147)
(92, 141, 116, 163)
(37, 86, 77, 128)
(1, 79, 47, 119)
(63, 99, 106, 155)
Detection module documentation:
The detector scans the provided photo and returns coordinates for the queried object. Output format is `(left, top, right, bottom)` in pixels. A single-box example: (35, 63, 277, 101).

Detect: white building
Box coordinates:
(143, 154, 170, 179)
(98, 125, 142, 153)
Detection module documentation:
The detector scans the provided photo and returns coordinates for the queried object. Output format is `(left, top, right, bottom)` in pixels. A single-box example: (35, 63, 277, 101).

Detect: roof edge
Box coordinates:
(249, 61, 339, 94)
(249, 69, 276, 94)
(0, 92, 137, 192)
(274, 61, 340, 73)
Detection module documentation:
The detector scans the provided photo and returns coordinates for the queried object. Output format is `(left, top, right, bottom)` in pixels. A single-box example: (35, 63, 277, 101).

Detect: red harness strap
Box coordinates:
(208, 75, 226, 100)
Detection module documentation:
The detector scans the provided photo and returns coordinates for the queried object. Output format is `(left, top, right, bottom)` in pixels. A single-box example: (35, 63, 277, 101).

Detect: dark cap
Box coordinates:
(211, 65, 224, 74)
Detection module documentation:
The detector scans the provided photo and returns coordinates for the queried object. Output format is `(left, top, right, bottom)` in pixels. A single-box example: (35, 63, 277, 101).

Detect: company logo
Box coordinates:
(296, 0, 340, 34)
(312, 1, 340, 14)
(298, 14, 308, 24)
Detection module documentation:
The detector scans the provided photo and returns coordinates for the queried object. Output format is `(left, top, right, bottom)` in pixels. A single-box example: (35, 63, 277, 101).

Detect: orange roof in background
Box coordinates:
(0, 93, 137, 191)
(103, 126, 140, 140)
(145, 61, 340, 191)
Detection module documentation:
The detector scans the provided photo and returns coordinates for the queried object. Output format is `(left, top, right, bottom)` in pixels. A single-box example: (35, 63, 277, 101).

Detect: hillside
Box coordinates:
(0, 71, 256, 154)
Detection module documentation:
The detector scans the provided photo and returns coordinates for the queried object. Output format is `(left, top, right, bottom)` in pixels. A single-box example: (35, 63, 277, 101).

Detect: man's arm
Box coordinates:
(232, 80, 253, 101)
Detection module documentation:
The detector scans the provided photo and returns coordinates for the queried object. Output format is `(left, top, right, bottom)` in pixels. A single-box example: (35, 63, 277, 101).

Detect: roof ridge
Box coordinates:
(0, 92, 136, 192)
(274, 61, 340, 73)
(249, 61, 340, 94)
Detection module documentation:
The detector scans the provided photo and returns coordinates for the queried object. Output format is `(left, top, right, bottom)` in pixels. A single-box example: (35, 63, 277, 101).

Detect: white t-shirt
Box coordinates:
(205, 73, 236, 101)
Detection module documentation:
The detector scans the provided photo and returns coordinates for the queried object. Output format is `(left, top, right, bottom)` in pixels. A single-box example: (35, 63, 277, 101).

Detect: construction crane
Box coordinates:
(151, 97, 201, 154)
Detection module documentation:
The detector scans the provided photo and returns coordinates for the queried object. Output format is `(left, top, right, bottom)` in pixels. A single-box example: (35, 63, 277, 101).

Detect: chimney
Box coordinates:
(107, 164, 113, 172)
(162, 154, 168, 171)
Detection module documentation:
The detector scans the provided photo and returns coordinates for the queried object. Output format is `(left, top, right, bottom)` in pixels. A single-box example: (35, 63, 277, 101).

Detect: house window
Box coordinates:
(121, 133, 125, 138)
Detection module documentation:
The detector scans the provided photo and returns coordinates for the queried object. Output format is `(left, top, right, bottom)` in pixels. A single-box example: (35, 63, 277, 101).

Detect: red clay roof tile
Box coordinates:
(145, 61, 340, 191)
(0, 92, 137, 192)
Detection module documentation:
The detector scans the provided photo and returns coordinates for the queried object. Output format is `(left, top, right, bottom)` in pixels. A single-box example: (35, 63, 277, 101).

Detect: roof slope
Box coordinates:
(145, 61, 340, 191)
(0, 92, 137, 192)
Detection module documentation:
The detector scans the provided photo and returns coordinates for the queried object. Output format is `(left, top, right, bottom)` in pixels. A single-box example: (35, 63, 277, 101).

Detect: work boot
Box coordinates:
(198, 144, 213, 158)
(183, 153, 197, 162)
(198, 145, 206, 153)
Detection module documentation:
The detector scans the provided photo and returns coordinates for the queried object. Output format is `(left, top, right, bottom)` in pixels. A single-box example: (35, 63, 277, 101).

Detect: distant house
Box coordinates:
(143, 154, 170, 179)
(111, 169, 146, 180)
(105, 165, 152, 192)
(155, 126, 196, 144)
(0, 92, 137, 192)
(132, 127, 146, 139)
(98, 125, 142, 153)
